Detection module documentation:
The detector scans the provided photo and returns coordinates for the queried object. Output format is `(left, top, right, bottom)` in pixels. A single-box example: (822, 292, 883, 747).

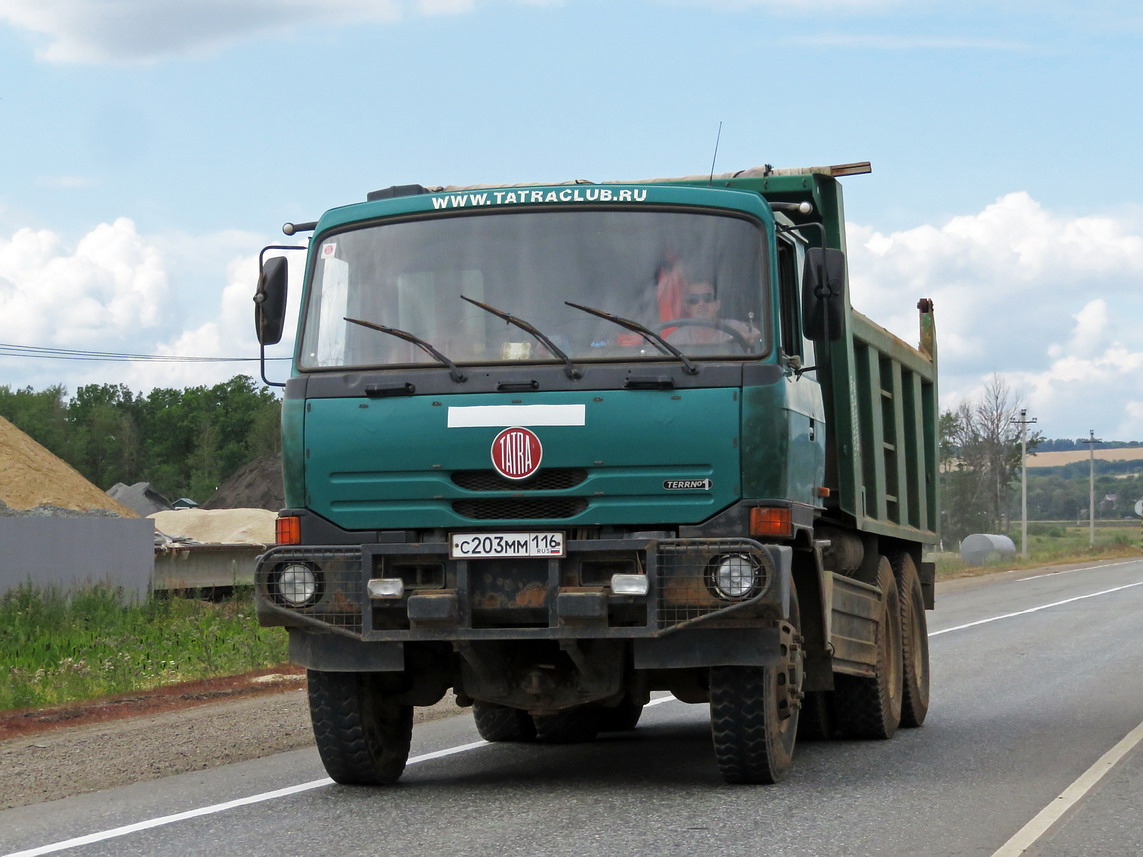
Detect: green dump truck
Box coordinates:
(253, 161, 939, 785)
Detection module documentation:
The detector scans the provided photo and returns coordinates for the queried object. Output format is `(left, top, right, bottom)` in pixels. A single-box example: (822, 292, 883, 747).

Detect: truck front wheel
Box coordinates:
(709, 591, 803, 784)
(307, 669, 413, 785)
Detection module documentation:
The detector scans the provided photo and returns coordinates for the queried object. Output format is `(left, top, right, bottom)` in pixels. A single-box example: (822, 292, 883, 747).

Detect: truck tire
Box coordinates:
(832, 558, 903, 739)
(597, 701, 644, 732)
(473, 701, 537, 742)
(709, 590, 802, 784)
(890, 551, 930, 728)
(307, 669, 413, 785)
(533, 707, 601, 743)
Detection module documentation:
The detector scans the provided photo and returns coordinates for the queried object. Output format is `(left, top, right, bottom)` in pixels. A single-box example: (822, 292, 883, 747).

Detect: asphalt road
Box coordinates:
(3, 558, 1142, 857)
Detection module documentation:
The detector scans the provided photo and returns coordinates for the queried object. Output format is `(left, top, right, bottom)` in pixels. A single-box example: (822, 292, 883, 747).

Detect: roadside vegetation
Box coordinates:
(931, 522, 1141, 578)
(0, 586, 288, 711)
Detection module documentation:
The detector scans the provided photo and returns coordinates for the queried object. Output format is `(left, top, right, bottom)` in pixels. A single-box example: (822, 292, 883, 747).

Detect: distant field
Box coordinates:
(1027, 448, 1143, 468)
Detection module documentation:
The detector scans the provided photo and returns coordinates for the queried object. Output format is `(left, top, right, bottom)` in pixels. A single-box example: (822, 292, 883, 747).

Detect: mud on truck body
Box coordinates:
(253, 161, 939, 785)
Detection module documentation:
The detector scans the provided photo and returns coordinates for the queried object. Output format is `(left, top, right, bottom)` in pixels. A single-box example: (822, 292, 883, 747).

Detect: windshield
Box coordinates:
(298, 207, 768, 370)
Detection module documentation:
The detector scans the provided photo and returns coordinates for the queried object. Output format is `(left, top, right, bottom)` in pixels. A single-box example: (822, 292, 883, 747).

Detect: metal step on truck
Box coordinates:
(252, 161, 939, 785)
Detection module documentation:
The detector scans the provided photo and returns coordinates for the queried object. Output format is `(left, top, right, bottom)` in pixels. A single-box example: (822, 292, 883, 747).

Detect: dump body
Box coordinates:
(253, 163, 939, 785)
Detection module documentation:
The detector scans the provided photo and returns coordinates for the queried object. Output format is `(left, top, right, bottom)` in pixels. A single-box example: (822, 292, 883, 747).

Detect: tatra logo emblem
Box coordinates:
(491, 427, 542, 480)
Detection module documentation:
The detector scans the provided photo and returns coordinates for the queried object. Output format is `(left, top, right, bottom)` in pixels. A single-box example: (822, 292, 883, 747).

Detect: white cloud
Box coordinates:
(0, 0, 535, 63)
(0, 219, 299, 396)
(416, 0, 476, 13)
(122, 250, 301, 391)
(0, 218, 169, 348)
(847, 194, 1143, 439)
(0, 0, 402, 63)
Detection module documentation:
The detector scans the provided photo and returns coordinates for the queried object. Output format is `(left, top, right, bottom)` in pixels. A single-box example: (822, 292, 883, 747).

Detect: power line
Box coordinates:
(0, 343, 290, 363)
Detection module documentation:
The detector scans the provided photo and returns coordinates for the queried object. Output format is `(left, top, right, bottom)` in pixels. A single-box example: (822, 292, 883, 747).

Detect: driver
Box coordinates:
(667, 279, 760, 346)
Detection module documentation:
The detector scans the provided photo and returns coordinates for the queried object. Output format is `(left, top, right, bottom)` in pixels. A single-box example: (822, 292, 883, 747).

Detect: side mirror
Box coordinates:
(255, 255, 289, 346)
(802, 247, 846, 342)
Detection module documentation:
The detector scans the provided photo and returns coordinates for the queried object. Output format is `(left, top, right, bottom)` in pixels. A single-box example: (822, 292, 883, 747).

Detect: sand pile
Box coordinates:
(0, 416, 136, 517)
(149, 508, 276, 546)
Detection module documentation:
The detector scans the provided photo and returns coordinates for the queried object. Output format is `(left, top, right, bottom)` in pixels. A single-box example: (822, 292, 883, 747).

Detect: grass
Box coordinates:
(0, 585, 289, 711)
(932, 523, 1142, 578)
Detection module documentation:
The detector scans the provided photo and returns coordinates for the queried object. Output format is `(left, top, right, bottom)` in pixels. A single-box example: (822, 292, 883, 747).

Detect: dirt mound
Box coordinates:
(0, 416, 136, 517)
(202, 455, 283, 511)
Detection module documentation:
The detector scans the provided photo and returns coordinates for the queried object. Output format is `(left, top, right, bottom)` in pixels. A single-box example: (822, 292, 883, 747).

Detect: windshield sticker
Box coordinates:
(431, 187, 649, 210)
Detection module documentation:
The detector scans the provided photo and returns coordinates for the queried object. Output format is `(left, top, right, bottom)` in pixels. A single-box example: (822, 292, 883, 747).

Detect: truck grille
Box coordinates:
(451, 468, 588, 492)
(451, 497, 588, 520)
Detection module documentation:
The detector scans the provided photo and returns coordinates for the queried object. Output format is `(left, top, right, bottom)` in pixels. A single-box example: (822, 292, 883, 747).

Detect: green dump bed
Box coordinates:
(828, 307, 939, 543)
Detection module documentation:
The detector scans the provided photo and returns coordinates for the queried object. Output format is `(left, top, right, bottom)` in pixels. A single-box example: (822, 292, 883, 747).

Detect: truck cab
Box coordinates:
(253, 163, 937, 786)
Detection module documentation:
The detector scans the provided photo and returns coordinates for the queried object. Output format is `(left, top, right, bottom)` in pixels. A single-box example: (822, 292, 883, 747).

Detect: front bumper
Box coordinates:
(255, 537, 791, 643)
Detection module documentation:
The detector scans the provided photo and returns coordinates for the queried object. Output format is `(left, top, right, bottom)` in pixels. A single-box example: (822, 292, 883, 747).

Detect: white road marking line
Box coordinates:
(990, 718, 1143, 857)
(1, 741, 489, 857)
(4, 696, 680, 857)
(930, 581, 1143, 637)
(1017, 559, 1140, 582)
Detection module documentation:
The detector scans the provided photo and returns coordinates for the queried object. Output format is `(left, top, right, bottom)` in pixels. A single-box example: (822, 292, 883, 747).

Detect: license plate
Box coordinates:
(450, 532, 565, 559)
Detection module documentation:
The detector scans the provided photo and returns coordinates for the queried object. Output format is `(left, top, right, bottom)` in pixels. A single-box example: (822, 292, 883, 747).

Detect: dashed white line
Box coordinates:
(929, 581, 1143, 637)
(1, 741, 488, 857)
(1017, 559, 1139, 582)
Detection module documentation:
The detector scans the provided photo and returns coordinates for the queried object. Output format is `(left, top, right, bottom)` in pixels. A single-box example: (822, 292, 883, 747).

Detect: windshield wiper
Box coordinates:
(343, 317, 467, 383)
(460, 295, 581, 379)
(563, 301, 698, 375)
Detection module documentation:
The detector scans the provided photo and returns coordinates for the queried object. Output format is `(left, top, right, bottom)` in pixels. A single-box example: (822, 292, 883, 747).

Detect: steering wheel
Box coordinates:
(654, 319, 753, 354)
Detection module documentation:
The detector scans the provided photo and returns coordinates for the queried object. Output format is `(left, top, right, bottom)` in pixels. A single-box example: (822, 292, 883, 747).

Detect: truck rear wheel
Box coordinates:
(307, 669, 413, 785)
(709, 590, 802, 784)
(473, 701, 537, 742)
(832, 558, 903, 739)
(890, 552, 930, 728)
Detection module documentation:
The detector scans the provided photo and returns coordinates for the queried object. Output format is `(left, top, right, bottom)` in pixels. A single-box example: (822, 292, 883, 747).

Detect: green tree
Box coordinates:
(0, 384, 76, 461)
(940, 375, 1040, 544)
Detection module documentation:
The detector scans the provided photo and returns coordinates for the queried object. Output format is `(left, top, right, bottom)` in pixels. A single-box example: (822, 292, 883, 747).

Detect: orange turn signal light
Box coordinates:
(749, 506, 794, 539)
(276, 515, 301, 546)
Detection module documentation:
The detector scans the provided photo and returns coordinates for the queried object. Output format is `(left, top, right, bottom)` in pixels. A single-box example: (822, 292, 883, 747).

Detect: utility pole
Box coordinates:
(1080, 429, 1102, 547)
(1011, 409, 1037, 558)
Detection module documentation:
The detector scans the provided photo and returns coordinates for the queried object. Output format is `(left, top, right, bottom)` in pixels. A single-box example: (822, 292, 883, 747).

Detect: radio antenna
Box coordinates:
(708, 121, 723, 184)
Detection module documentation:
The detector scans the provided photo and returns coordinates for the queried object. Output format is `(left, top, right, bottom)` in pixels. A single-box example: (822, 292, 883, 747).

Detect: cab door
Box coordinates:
(777, 234, 827, 506)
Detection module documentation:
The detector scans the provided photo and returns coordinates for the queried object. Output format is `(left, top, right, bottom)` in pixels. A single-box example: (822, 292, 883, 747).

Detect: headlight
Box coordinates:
(709, 554, 761, 600)
(273, 562, 321, 607)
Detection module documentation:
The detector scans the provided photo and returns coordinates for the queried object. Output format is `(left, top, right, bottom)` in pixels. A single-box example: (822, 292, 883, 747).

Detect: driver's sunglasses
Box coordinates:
(686, 292, 716, 305)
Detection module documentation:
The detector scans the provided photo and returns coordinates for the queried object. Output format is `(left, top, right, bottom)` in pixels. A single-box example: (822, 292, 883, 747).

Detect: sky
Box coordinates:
(1, 0, 1141, 440)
